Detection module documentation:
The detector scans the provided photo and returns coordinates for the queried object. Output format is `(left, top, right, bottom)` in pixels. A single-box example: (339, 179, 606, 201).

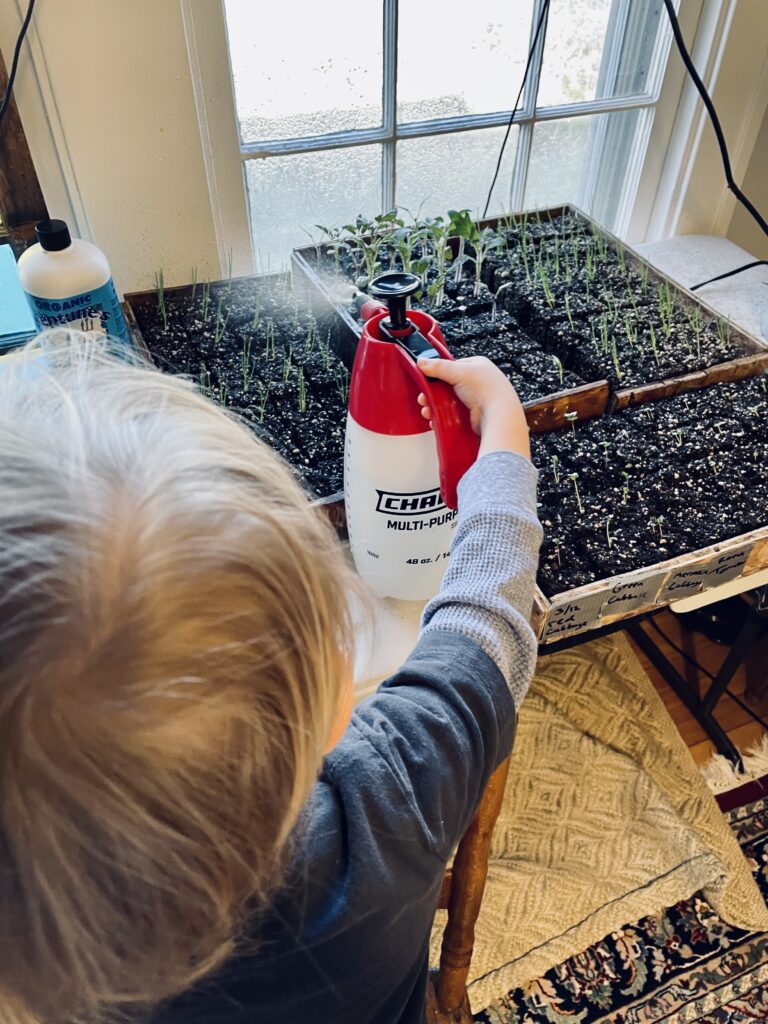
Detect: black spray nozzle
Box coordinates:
(369, 272, 421, 332)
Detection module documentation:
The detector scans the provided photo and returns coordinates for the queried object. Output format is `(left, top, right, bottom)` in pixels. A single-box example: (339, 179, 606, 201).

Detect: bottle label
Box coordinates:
(25, 278, 130, 343)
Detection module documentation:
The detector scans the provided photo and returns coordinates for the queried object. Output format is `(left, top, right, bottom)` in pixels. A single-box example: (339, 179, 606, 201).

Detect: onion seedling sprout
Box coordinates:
(622, 471, 631, 504)
(551, 454, 561, 483)
(610, 333, 623, 381)
(241, 338, 253, 393)
(226, 248, 233, 290)
(282, 349, 292, 382)
(154, 269, 168, 332)
(191, 266, 198, 302)
(672, 428, 683, 447)
(202, 280, 210, 323)
(605, 514, 616, 549)
(256, 382, 270, 423)
(551, 355, 565, 387)
(298, 367, 307, 414)
(565, 294, 574, 329)
(649, 322, 660, 366)
(569, 472, 584, 515)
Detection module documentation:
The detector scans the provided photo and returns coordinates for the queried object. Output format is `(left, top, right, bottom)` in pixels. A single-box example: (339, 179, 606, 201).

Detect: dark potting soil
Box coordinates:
(533, 375, 768, 598)
(129, 274, 348, 499)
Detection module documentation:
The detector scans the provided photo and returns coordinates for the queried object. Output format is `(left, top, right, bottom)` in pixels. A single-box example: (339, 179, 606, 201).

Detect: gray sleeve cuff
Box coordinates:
(421, 451, 543, 710)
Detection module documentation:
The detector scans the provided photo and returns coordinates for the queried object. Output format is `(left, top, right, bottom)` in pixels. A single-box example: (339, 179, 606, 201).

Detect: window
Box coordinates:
(214, 0, 679, 267)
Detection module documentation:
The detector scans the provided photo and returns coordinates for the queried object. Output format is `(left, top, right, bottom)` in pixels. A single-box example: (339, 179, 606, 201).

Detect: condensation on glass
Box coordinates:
(397, 1, 534, 123)
(245, 146, 382, 269)
(397, 126, 520, 221)
(538, 0, 665, 108)
(224, 0, 383, 143)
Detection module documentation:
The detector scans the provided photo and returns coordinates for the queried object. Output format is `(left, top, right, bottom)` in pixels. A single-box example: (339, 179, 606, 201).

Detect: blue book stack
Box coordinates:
(0, 243, 37, 351)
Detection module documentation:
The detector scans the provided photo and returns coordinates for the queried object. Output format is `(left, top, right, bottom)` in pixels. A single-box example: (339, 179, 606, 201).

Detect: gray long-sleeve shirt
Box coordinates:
(154, 451, 542, 1024)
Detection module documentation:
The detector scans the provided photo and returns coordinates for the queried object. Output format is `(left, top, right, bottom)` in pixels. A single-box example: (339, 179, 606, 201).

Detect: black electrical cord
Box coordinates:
(647, 617, 768, 732)
(0, 0, 36, 135)
(690, 260, 768, 292)
(482, 0, 550, 219)
(661, 0, 768, 243)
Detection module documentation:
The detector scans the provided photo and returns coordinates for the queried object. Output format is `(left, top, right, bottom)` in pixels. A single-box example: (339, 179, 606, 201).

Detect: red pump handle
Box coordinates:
(396, 345, 480, 510)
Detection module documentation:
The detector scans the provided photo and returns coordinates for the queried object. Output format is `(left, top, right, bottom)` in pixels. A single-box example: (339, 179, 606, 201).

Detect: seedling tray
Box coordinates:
(291, 205, 768, 432)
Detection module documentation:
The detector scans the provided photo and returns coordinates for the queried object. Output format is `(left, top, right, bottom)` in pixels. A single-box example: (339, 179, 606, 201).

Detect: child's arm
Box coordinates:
(323, 358, 541, 865)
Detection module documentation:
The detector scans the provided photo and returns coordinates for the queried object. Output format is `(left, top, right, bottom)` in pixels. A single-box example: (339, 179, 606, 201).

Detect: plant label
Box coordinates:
(701, 544, 753, 589)
(542, 592, 605, 640)
(598, 570, 669, 616)
(657, 565, 709, 603)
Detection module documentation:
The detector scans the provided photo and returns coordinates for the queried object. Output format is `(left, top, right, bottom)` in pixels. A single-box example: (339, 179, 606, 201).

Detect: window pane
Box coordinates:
(224, 0, 383, 143)
(537, 0, 665, 107)
(396, 126, 519, 221)
(245, 146, 382, 269)
(523, 109, 643, 228)
(398, 1, 534, 123)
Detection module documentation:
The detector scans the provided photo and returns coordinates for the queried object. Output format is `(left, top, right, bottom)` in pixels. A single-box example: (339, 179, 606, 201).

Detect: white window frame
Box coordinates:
(182, 0, 727, 277)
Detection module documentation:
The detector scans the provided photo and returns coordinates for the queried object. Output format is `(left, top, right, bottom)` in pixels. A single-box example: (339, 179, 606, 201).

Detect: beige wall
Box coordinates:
(726, 103, 768, 260)
(0, 0, 220, 294)
(675, 0, 768, 254)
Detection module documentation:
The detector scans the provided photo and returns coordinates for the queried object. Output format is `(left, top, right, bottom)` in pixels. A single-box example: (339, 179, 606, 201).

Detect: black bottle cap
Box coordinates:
(35, 219, 72, 252)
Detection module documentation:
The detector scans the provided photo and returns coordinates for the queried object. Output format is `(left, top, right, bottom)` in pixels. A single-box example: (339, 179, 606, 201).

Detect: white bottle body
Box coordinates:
(345, 414, 458, 600)
(17, 238, 129, 342)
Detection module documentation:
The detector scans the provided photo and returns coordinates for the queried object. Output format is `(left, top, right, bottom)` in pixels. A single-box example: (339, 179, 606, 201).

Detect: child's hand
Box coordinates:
(417, 355, 531, 460)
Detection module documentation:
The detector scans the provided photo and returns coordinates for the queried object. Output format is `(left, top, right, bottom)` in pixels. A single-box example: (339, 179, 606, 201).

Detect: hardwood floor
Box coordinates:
(627, 605, 768, 767)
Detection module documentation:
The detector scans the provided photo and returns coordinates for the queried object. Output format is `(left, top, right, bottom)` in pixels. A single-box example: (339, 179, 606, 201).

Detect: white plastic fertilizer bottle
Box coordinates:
(17, 219, 130, 343)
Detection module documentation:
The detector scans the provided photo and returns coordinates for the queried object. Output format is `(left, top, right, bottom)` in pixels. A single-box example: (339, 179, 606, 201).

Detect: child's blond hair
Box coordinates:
(0, 330, 354, 1023)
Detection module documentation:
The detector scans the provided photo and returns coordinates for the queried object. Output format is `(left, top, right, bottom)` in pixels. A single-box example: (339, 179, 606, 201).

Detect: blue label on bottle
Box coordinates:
(25, 278, 130, 343)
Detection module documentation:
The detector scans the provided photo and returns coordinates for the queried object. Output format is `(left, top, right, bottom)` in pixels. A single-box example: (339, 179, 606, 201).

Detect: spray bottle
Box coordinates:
(345, 272, 480, 600)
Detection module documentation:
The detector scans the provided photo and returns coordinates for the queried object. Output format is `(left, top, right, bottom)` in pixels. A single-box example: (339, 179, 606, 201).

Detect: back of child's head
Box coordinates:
(0, 330, 354, 1023)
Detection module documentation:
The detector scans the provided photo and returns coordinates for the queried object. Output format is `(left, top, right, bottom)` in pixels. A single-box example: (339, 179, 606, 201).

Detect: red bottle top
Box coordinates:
(349, 306, 480, 509)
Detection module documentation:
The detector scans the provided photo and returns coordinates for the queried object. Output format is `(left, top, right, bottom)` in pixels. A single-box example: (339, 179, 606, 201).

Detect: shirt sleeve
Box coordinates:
(324, 450, 542, 864)
(422, 450, 542, 711)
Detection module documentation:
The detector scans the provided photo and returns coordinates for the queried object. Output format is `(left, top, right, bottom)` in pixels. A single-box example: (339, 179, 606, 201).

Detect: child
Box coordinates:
(0, 329, 541, 1024)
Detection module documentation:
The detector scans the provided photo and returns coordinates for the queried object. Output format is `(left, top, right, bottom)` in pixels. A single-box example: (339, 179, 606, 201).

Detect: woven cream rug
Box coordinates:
(430, 632, 768, 1012)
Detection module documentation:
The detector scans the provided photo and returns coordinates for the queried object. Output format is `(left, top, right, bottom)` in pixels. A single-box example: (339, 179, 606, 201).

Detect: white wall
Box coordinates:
(0, 0, 220, 295)
(726, 103, 768, 260)
(673, 0, 768, 253)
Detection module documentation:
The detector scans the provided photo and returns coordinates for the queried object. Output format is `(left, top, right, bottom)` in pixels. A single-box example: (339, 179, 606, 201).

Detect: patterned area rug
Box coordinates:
(474, 787, 768, 1023)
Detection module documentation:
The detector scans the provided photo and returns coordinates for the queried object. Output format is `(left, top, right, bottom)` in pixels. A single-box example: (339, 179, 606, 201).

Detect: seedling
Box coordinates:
(298, 367, 307, 413)
(565, 293, 575, 329)
(605, 515, 616, 549)
(241, 337, 253, 393)
(551, 454, 561, 483)
(538, 262, 555, 309)
(256, 381, 270, 423)
(282, 349, 292, 382)
(569, 472, 584, 515)
(564, 411, 578, 435)
(198, 362, 212, 398)
(154, 269, 168, 332)
(672, 428, 684, 447)
(621, 471, 631, 504)
(335, 365, 350, 403)
(551, 355, 565, 387)
(716, 318, 731, 354)
(191, 266, 198, 302)
(610, 333, 623, 381)
(263, 318, 276, 358)
(649, 322, 660, 366)
(600, 440, 611, 465)
(468, 225, 504, 298)
(447, 208, 474, 285)
(201, 280, 211, 323)
(252, 294, 261, 329)
(213, 296, 229, 349)
(649, 515, 665, 542)
(216, 380, 229, 407)
(226, 248, 233, 290)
